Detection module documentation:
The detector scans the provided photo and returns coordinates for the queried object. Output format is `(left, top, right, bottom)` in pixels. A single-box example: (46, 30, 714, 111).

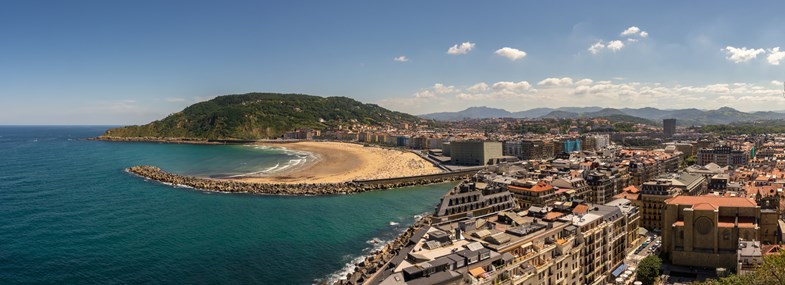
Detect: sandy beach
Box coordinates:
(232, 142, 443, 184)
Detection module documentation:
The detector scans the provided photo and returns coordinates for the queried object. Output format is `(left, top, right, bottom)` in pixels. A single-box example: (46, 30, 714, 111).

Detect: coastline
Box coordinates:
(94, 137, 445, 184)
(329, 214, 433, 285)
(234, 141, 443, 184)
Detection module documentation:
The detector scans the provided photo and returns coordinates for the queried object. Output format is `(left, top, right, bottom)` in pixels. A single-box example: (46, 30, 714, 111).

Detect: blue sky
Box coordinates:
(2, 1, 785, 124)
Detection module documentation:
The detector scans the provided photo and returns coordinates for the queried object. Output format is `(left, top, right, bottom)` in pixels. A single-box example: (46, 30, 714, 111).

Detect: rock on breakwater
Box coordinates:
(333, 215, 432, 285)
(127, 165, 470, 196)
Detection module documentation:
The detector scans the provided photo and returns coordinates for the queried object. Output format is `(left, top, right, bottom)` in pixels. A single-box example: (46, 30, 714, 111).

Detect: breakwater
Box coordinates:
(127, 166, 472, 195)
(334, 215, 432, 285)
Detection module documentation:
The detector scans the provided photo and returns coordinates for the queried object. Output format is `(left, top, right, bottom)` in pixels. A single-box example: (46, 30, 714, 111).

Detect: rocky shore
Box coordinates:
(92, 136, 306, 144)
(91, 136, 224, 144)
(127, 165, 470, 195)
(334, 215, 432, 285)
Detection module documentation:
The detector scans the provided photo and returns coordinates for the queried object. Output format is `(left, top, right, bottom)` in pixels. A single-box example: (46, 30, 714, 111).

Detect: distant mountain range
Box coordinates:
(419, 106, 785, 126)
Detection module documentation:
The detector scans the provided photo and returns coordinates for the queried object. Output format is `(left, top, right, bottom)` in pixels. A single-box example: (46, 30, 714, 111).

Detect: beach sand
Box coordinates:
(232, 142, 443, 184)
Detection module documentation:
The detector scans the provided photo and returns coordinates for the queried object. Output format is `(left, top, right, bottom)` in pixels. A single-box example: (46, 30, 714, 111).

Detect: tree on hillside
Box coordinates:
(636, 255, 662, 285)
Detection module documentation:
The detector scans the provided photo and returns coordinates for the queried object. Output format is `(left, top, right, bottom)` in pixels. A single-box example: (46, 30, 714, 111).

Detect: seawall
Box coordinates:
(127, 166, 472, 196)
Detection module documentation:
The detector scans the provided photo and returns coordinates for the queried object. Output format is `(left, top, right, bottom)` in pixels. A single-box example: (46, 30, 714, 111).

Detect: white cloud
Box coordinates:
(538, 77, 573, 86)
(575, 78, 594, 85)
(414, 90, 435, 99)
(627, 38, 638, 43)
(383, 77, 785, 114)
(494, 47, 527, 61)
(621, 26, 648, 38)
(467, 82, 489, 92)
(589, 40, 625, 54)
(414, 83, 456, 99)
(492, 81, 532, 92)
(767, 47, 785, 65)
(606, 40, 625, 52)
(393, 56, 409, 62)
(447, 42, 475, 55)
(621, 26, 641, 36)
(588, 41, 605, 54)
(723, 46, 765, 63)
(432, 83, 456, 94)
(165, 97, 186, 102)
(771, 80, 784, 86)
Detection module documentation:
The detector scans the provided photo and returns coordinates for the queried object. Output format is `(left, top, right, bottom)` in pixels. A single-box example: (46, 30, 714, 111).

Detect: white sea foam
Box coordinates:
(323, 236, 395, 283)
(322, 254, 366, 283)
(389, 221, 400, 226)
(231, 145, 318, 178)
(366, 237, 383, 244)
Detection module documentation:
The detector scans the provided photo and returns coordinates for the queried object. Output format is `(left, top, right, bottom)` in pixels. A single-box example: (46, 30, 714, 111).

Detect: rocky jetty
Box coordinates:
(127, 166, 470, 196)
(335, 215, 432, 285)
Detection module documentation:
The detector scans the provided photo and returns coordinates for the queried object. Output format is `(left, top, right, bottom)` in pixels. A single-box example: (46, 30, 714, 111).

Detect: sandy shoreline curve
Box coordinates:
(233, 141, 443, 184)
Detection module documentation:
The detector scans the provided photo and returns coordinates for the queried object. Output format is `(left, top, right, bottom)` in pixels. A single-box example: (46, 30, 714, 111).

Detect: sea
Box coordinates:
(0, 126, 455, 284)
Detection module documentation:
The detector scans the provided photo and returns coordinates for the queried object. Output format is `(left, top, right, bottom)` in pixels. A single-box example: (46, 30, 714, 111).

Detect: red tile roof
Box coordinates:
(573, 204, 590, 215)
(543, 211, 564, 221)
(508, 181, 554, 193)
(624, 185, 640, 194)
(665, 196, 757, 208)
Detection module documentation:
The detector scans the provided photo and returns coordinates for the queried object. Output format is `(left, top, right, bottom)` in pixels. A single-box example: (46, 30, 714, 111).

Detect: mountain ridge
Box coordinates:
(419, 106, 785, 125)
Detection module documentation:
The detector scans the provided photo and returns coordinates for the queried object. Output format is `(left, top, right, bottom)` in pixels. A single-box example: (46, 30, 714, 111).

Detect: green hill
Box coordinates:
(102, 93, 427, 140)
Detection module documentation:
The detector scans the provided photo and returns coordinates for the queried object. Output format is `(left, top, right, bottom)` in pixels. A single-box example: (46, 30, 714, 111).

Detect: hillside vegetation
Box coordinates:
(102, 93, 426, 140)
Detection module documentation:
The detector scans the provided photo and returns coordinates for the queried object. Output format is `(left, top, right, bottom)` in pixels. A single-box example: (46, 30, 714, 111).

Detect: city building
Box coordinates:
(662, 196, 780, 269)
(639, 173, 707, 230)
(434, 180, 517, 223)
(506, 180, 559, 209)
(450, 141, 503, 166)
(504, 139, 553, 160)
(562, 139, 581, 153)
(663, 118, 676, 137)
(697, 146, 750, 167)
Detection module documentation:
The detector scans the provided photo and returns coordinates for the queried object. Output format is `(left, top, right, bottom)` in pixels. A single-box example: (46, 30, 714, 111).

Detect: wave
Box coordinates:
(227, 145, 319, 178)
(321, 254, 366, 284)
(366, 237, 383, 245)
(323, 236, 395, 284)
(321, 216, 422, 284)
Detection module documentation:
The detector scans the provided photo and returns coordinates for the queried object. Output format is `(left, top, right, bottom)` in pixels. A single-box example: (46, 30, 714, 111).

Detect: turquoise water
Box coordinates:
(0, 126, 453, 284)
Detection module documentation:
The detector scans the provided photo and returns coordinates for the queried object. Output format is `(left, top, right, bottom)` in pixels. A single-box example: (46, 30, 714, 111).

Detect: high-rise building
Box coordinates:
(562, 139, 582, 153)
(663, 118, 676, 137)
